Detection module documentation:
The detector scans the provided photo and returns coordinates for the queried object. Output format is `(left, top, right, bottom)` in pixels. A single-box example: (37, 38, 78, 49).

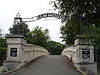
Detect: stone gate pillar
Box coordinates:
(74, 35, 97, 74)
(75, 36, 94, 63)
(6, 34, 26, 61)
(4, 34, 26, 70)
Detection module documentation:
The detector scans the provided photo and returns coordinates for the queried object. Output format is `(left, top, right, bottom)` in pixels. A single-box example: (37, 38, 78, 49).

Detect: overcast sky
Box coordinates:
(0, 0, 63, 43)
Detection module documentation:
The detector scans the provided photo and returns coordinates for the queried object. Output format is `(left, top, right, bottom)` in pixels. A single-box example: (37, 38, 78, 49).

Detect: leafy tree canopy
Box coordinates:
(86, 25, 100, 61)
(0, 38, 6, 48)
(0, 38, 7, 66)
(51, 0, 100, 45)
(26, 26, 50, 47)
(9, 22, 30, 37)
(60, 21, 80, 45)
(26, 26, 65, 55)
(52, 0, 100, 27)
(46, 41, 65, 55)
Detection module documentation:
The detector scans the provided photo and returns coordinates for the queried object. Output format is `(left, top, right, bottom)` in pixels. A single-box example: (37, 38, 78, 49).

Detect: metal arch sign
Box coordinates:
(31, 13, 62, 21)
(14, 13, 63, 23)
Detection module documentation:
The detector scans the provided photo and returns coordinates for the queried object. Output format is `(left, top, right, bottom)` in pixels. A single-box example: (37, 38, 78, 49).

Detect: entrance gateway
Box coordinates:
(4, 12, 97, 74)
(3, 12, 64, 71)
(14, 12, 65, 24)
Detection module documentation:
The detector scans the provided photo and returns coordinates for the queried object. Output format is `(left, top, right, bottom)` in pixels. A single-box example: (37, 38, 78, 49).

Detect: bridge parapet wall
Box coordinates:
(62, 46, 77, 62)
(62, 36, 94, 64)
(22, 44, 49, 63)
(62, 36, 97, 75)
(4, 34, 49, 70)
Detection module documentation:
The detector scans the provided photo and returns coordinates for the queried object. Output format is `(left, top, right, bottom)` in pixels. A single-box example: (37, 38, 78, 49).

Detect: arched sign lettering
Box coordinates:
(32, 13, 62, 21)
(14, 13, 64, 24)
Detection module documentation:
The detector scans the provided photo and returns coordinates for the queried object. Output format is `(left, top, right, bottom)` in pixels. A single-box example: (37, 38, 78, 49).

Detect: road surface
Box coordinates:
(6, 55, 82, 75)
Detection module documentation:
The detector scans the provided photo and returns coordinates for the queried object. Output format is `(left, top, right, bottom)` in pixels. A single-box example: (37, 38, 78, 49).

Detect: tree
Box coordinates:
(86, 25, 100, 62)
(26, 26, 64, 55)
(52, 0, 100, 27)
(52, 0, 100, 65)
(46, 41, 65, 55)
(9, 22, 30, 37)
(0, 38, 6, 47)
(60, 21, 80, 45)
(0, 38, 7, 66)
(26, 26, 50, 47)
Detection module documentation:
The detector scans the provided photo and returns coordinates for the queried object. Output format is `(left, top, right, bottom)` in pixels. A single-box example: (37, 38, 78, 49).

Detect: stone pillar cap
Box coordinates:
(6, 34, 26, 40)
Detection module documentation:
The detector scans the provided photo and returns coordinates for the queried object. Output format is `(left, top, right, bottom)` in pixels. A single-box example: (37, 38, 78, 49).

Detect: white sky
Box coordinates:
(0, 0, 63, 43)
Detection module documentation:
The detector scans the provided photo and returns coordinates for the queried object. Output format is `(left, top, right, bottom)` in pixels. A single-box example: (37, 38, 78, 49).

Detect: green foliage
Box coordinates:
(0, 48, 7, 66)
(53, 0, 100, 27)
(60, 21, 80, 45)
(86, 25, 100, 62)
(87, 25, 100, 39)
(0, 38, 7, 66)
(46, 41, 65, 55)
(9, 22, 30, 37)
(52, 0, 100, 44)
(0, 38, 6, 47)
(26, 26, 50, 47)
(0, 48, 7, 51)
(26, 26, 64, 55)
(52, 0, 100, 61)
(1, 69, 7, 72)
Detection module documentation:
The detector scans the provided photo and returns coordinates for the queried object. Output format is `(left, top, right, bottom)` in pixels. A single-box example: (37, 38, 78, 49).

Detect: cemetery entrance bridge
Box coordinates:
(2, 13, 97, 75)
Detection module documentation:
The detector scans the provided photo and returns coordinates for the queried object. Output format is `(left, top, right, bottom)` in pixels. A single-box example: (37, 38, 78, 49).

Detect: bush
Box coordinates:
(0, 48, 7, 66)
(0, 38, 6, 47)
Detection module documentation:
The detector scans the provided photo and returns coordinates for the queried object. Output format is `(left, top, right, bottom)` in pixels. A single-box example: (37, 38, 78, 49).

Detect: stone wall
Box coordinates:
(4, 34, 49, 70)
(22, 44, 49, 63)
(62, 37, 94, 64)
(62, 46, 77, 62)
(62, 36, 97, 75)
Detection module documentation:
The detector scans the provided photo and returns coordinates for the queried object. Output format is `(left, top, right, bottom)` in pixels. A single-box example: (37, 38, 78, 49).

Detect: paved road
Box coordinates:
(6, 55, 82, 75)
